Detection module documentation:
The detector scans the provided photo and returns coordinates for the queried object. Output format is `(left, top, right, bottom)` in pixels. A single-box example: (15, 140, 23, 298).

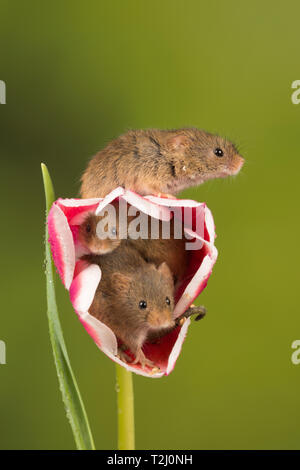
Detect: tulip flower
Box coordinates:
(48, 187, 217, 378)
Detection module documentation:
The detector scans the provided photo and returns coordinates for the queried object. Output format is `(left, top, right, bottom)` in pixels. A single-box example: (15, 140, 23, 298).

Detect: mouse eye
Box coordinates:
(139, 300, 147, 309)
(166, 297, 171, 306)
(214, 148, 224, 157)
(85, 224, 92, 233)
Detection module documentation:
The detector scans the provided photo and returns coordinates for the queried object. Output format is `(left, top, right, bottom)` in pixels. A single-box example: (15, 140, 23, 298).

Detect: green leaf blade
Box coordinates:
(41, 163, 95, 450)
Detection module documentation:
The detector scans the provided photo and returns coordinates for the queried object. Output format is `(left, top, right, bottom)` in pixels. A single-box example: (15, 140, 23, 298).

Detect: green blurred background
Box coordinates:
(0, 0, 299, 450)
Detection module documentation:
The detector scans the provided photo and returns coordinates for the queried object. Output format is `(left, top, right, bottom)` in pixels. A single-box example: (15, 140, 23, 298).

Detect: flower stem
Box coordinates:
(115, 364, 135, 450)
(41, 163, 95, 450)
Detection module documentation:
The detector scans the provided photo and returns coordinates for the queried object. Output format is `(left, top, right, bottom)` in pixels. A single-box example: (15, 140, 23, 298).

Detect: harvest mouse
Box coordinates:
(80, 128, 244, 198)
(77, 201, 124, 255)
(83, 245, 175, 369)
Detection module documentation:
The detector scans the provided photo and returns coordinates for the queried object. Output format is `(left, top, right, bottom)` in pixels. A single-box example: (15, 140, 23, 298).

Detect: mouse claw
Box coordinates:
(179, 317, 186, 326)
(195, 312, 206, 321)
(116, 346, 132, 364)
(132, 350, 155, 369)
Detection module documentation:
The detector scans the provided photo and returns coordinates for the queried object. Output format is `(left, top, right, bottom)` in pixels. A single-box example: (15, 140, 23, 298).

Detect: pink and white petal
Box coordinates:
(70, 260, 118, 355)
(48, 204, 75, 289)
(205, 205, 217, 241)
(173, 207, 218, 317)
(57, 197, 101, 208)
(69, 210, 95, 226)
(95, 187, 125, 215)
(70, 259, 101, 312)
(145, 195, 200, 208)
(173, 251, 218, 318)
(166, 318, 191, 375)
(57, 198, 101, 225)
(121, 190, 172, 221)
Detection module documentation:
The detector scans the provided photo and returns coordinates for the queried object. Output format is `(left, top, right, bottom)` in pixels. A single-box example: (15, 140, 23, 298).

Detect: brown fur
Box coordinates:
(125, 215, 187, 285)
(80, 128, 244, 198)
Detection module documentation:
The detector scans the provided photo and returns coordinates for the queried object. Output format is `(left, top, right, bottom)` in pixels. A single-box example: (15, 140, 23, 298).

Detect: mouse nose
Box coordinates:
(232, 154, 244, 174)
(148, 309, 174, 328)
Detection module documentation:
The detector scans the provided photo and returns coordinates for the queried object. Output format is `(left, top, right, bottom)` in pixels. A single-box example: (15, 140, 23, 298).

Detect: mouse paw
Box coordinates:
(175, 305, 207, 325)
(116, 346, 132, 364)
(132, 349, 155, 369)
(193, 305, 207, 321)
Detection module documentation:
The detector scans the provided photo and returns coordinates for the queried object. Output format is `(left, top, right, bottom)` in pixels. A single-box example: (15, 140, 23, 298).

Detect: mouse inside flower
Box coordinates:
(77, 206, 122, 255)
(83, 245, 176, 369)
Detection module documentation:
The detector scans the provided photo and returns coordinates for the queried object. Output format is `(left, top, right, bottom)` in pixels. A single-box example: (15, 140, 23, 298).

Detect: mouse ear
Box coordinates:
(157, 262, 174, 286)
(167, 134, 190, 151)
(111, 272, 131, 292)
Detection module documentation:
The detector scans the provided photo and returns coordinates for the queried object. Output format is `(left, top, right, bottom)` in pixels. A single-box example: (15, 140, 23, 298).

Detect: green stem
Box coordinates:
(41, 163, 95, 450)
(116, 364, 135, 450)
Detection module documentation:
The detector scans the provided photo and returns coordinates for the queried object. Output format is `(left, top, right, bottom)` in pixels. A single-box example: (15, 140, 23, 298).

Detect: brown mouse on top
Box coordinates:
(83, 245, 175, 369)
(80, 128, 244, 198)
